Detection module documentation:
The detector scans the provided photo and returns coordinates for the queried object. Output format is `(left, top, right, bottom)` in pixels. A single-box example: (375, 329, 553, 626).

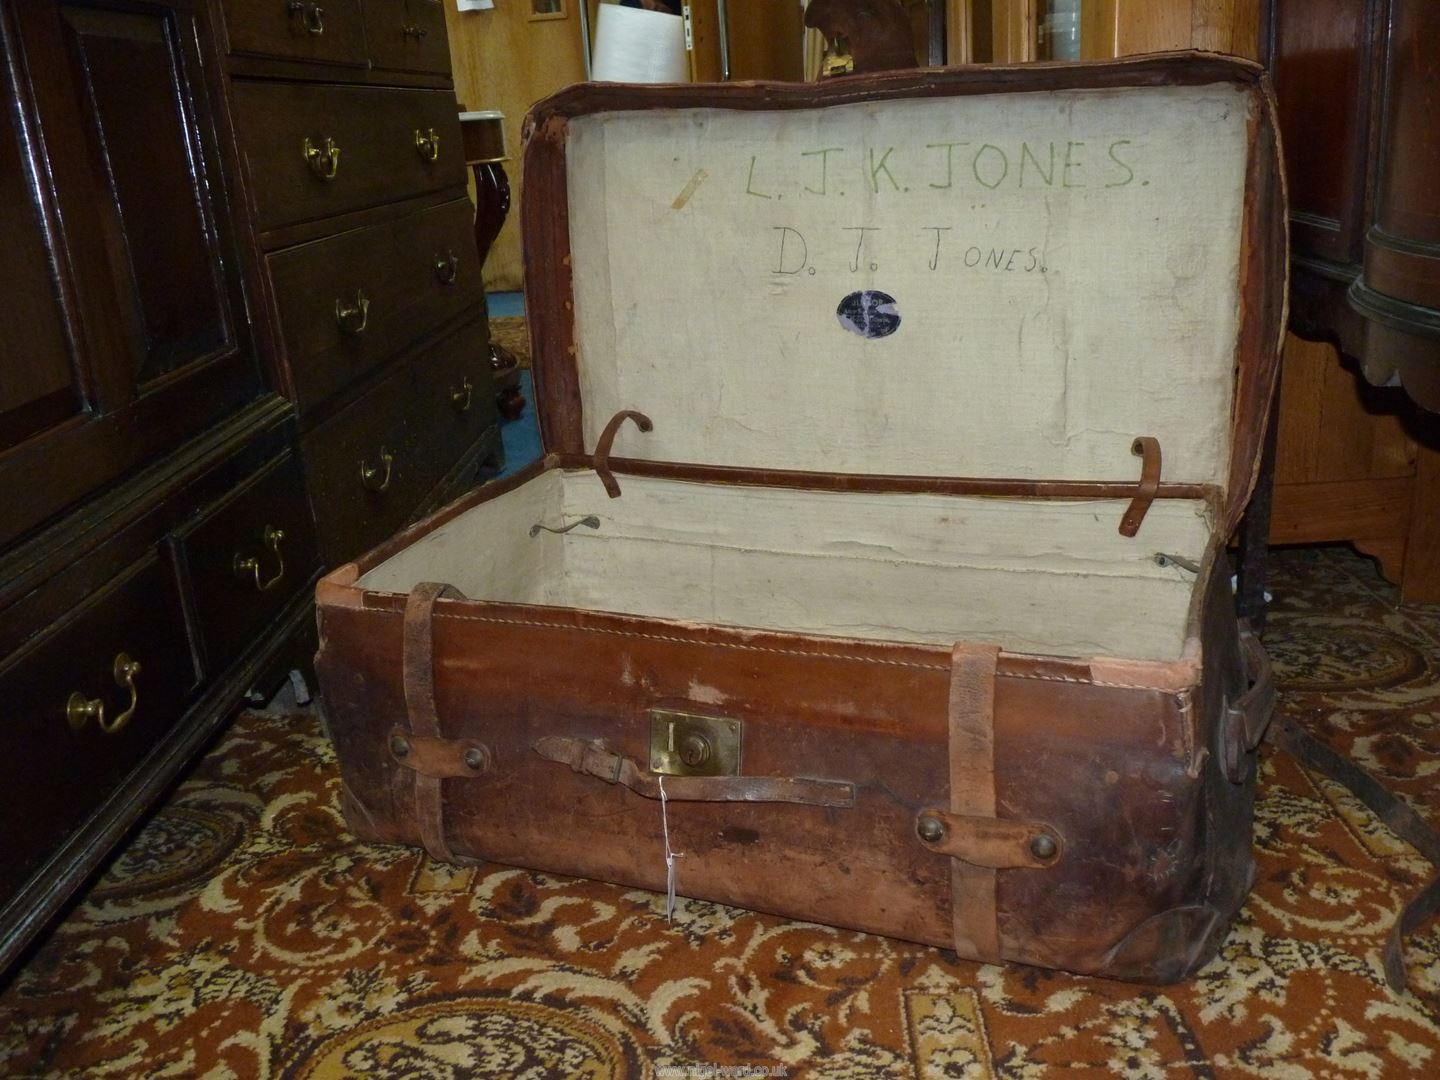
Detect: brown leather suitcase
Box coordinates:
(314, 53, 1285, 982)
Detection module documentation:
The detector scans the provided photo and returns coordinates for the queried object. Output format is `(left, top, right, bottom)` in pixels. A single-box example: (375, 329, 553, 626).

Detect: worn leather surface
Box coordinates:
(948, 644, 1002, 962)
(315, 53, 1283, 983)
(318, 548, 1254, 981)
(534, 735, 855, 806)
(916, 810, 1061, 870)
(402, 582, 466, 863)
(388, 726, 491, 779)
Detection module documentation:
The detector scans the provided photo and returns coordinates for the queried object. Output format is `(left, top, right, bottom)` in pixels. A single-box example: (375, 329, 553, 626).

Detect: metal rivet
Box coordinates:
(390, 734, 410, 757)
(464, 746, 488, 771)
(916, 814, 947, 844)
(1030, 833, 1058, 860)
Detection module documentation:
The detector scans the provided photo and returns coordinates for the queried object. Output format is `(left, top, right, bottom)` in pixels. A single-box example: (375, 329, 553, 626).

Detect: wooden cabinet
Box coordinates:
(221, 0, 502, 567)
(0, 0, 325, 970)
(230, 82, 468, 232)
(0, 0, 265, 548)
(1264, 0, 1440, 602)
(365, 0, 454, 76)
(1, 0, 499, 973)
(223, 0, 368, 67)
(947, 1, 1262, 63)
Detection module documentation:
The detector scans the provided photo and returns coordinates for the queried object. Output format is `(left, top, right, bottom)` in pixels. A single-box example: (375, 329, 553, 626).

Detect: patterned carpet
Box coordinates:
(3, 546, 1440, 1078)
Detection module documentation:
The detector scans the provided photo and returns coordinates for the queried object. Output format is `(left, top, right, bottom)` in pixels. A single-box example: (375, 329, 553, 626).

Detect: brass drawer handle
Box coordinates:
(434, 251, 458, 285)
(66, 653, 141, 735)
(233, 525, 287, 592)
(360, 448, 394, 492)
(335, 289, 369, 334)
(287, 1, 325, 34)
(414, 128, 440, 163)
(450, 376, 473, 413)
(303, 135, 340, 180)
(402, 23, 428, 41)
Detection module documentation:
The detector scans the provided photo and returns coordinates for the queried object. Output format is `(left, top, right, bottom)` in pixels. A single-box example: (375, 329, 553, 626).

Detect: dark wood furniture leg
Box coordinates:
(471, 158, 525, 421)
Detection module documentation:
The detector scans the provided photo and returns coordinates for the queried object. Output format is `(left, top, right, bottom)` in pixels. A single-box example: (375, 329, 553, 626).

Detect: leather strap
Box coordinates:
(915, 810, 1061, 869)
(948, 643, 1003, 962)
(1266, 714, 1440, 993)
(1119, 436, 1162, 537)
(403, 582, 467, 864)
(388, 726, 492, 778)
(593, 410, 653, 498)
(533, 736, 855, 807)
(1221, 627, 1277, 782)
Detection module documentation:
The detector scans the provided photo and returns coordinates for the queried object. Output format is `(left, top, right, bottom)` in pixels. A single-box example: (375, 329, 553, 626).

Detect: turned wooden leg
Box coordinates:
(471, 160, 510, 269)
(469, 159, 526, 420)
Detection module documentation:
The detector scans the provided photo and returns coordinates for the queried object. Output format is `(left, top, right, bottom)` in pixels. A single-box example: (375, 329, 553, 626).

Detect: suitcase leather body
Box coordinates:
(315, 54, 1286, 982)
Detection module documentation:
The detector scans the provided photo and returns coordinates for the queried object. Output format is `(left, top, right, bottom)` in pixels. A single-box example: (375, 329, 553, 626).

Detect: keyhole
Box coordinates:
(678, 734, 712, 768)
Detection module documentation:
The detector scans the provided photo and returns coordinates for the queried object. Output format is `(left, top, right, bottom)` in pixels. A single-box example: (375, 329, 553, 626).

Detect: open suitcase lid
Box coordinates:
(521, 53, 1286, 536)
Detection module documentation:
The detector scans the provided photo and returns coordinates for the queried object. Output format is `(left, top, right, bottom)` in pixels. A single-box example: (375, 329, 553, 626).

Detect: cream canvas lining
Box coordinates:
(566, 85, 1250, 486)
(357, 470, 1212, 662)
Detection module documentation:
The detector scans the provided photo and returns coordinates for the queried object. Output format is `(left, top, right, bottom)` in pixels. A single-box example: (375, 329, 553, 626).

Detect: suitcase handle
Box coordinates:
(534, 736, 856, 808)
(1220, 626, 1276, 783)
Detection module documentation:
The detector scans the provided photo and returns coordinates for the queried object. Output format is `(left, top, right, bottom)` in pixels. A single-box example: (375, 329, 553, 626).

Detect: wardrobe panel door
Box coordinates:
(0, 70, 79, 456)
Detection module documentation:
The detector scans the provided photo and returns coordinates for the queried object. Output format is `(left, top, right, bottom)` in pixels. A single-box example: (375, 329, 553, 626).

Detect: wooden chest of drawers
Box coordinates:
(232, 82, 468, 232)
(0, 415, 322, 935)
(220, 0, 501, 568)
(268, 196, 482, 413)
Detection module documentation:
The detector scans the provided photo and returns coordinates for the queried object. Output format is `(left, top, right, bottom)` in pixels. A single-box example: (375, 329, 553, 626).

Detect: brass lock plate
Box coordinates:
(649, 709, 742, 778)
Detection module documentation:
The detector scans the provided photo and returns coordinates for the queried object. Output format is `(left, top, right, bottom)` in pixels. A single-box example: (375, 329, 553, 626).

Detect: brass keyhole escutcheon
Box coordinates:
(649, 710, 741, 778)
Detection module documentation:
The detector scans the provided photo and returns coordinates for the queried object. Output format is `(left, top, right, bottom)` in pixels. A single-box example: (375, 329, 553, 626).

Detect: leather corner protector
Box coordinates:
(315, 564, 364, 607)
(1088, 654, 1201, 692)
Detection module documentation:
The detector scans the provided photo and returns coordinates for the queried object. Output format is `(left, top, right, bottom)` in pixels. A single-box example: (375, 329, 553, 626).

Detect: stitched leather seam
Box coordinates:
(1002, 671, 1186, 693)
(417, 610, 1184, 690)
(427, 611, 950, 669)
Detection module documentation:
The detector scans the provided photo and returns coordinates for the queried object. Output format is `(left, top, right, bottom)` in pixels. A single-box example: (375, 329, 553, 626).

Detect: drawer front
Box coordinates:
(0, 555, 195, 896)
(175, 451, 321, 674)
(303, 318, 496, 564)
(223, 0, 367, 66)
(269, 196, 482, 412)
(367, 0, 452, 75)
(233, 81, 466, 234)
(418, 318, 501, 471)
